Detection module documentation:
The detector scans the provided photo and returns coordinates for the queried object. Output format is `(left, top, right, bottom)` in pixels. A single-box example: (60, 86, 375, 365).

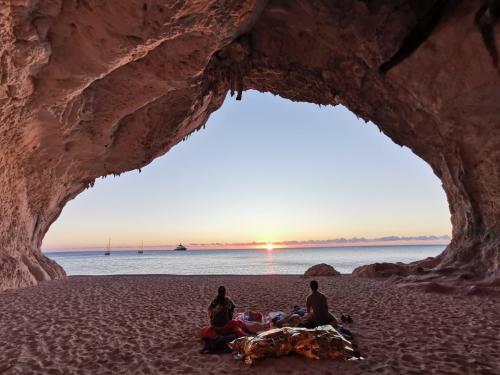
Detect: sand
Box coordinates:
(0, 275, 499, 374)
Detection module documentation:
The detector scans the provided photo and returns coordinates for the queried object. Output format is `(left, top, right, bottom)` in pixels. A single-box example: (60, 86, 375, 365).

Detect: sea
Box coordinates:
(44, 245, 445, 276)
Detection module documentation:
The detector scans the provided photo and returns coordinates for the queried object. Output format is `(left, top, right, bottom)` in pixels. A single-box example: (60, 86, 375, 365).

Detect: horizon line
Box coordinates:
(42, 234, 450, 252)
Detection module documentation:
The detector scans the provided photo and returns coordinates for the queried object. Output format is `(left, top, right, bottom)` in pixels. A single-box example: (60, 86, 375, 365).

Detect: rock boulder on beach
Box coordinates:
(304, 264, 341, 277)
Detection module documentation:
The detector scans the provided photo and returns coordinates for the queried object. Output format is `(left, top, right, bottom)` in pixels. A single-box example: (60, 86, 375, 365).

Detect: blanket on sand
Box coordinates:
(229, 325, 354, 365)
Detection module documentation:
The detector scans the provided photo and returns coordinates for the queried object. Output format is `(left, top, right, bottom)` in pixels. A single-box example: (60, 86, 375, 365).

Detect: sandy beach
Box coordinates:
(0, 275, 499, 374)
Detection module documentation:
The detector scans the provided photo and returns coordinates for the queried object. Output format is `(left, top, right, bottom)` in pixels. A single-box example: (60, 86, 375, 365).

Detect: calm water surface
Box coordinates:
(44, 246, 444, 276)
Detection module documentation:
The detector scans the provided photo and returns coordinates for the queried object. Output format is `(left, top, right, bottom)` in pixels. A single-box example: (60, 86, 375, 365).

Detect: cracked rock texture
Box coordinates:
(1, 0, 499, 291)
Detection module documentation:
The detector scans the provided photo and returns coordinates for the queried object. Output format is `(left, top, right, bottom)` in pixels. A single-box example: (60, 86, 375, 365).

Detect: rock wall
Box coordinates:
(1, 0, 499, 290)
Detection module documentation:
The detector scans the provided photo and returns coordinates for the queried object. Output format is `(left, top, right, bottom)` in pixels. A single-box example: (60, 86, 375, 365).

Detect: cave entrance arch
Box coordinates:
(1, 1, 499, 290)
(41, 91, 451, 274)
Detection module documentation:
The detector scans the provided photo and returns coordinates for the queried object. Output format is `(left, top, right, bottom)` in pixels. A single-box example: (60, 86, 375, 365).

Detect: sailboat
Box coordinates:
(104, 238, 111, 256)
(138, 240, 144, 254)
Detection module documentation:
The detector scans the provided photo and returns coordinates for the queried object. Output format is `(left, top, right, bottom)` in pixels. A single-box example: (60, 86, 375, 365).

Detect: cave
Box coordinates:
(1, 0, 499, 291)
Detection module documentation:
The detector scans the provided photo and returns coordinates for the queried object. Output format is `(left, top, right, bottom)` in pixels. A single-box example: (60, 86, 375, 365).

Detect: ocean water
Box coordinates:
(44, 245, 445, 276)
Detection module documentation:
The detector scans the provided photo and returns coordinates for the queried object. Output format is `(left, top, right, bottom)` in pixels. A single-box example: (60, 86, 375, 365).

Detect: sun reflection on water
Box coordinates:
(264, 249, 276, 274)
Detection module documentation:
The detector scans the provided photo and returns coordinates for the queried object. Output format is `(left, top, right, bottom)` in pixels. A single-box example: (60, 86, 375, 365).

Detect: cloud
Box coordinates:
(186, 234, 451, 248)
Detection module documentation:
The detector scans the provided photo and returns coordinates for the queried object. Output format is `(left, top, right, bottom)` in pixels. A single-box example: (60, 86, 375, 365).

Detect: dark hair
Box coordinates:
(216, 285, 226, 304)
(310, 280, 319, 291)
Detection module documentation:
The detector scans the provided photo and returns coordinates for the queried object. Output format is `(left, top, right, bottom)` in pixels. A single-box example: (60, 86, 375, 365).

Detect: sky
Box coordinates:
(42, 90, 451, 250)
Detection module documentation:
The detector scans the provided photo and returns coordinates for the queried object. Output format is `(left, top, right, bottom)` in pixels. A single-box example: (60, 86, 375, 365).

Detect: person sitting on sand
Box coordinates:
(208, 286, 235, 327)
(201, 286, 251, 339)
(301, 280, 338, 328)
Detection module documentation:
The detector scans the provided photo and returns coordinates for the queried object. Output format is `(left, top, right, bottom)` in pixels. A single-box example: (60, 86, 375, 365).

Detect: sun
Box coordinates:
(266, 243, 274, 251)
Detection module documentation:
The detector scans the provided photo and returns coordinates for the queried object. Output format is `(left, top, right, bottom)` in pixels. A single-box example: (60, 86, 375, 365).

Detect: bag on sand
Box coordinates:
(201, 334, 237, 354)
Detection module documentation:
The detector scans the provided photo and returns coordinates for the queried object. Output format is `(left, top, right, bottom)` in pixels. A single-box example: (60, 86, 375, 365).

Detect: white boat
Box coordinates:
(104, 238, 111, 256)
(174, 244, 187, 251)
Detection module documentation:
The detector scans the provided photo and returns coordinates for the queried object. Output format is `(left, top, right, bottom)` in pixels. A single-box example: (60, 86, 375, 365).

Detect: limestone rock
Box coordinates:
(1, 0, 500, 290)
(353, 263, 409, 278)
(304, 264, 341, 277)
(353, 257, 441, 278)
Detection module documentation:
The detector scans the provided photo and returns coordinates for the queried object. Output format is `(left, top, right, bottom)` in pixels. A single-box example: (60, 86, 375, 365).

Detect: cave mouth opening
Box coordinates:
(3, 0, 500, 293)
(41, 90, 451, 276)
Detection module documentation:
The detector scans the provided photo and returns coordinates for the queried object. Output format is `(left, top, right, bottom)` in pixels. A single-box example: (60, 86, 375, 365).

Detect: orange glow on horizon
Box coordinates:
(266, 243, 274, 251)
